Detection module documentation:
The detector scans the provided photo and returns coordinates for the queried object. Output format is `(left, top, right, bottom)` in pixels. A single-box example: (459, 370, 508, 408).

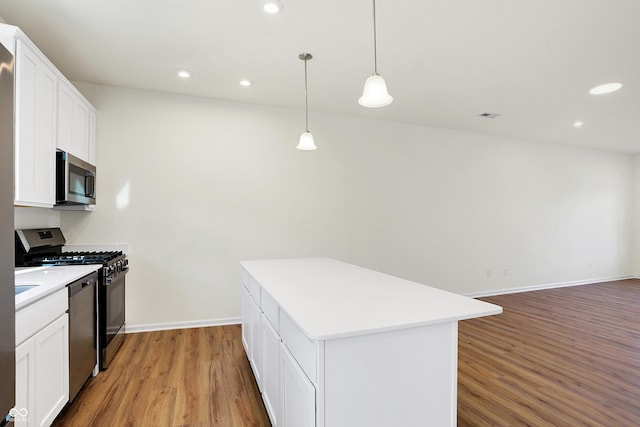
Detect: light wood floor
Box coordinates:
(53, 325, 270, 427)
(458, 279, 640, 426)
(53, 279, 640, 426)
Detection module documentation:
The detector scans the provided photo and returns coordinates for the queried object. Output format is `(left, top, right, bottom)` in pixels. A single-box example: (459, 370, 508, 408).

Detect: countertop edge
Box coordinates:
(15, 265, 102, 311)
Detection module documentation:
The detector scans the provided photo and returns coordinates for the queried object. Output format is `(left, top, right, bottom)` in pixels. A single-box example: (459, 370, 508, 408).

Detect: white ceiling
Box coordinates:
(1, 0, 639, 153)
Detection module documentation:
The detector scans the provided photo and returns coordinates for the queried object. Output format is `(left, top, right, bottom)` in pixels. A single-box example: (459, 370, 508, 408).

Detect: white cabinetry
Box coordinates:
(15, 288, 69, 427)
(242, 282, 263, 390)
(88, 109, 96, 164)
(0, 23, 97, 209)
(14, 39, 56, 207)
(261, 314, 281, 425)
(241, 258, 503, 427)
(242, 276, 316, 427)
(57, 81, 95, 163)
(281, 345, 315, 427)
(34, 314, 69, 427)
(15, 339, 36, 427)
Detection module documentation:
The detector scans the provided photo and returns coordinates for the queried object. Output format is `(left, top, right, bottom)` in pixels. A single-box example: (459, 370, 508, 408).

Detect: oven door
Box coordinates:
(100, 270, 126, 369)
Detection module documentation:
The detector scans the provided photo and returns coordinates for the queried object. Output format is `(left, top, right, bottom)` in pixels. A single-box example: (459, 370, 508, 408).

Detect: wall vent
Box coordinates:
(478, 113, 501, 119)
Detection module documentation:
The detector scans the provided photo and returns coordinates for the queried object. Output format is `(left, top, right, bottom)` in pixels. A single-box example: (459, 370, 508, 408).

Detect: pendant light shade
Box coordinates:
(297, 53, 317, 151)
(297, 131, 316, 150)
(360, 0, 393, 108)
(359, 73, 393, 108)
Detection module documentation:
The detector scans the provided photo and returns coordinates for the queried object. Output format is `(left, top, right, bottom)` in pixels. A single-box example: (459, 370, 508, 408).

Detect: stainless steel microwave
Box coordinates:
(55, 150, 96, 206)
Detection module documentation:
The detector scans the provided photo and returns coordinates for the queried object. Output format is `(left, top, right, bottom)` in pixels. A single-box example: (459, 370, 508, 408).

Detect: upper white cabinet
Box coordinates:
(14, 39, 57, 207)
(57, 80, 95, 163)
(0, 23, 96, 208)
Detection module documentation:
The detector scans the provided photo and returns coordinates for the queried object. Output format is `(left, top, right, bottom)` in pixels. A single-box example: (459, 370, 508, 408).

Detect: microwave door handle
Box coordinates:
(85, 173, 96, 198)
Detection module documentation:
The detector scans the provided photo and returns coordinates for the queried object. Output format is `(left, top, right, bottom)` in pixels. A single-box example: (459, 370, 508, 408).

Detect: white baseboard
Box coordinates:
(124, 316, 241, 334)
(464, 275, 634, 298)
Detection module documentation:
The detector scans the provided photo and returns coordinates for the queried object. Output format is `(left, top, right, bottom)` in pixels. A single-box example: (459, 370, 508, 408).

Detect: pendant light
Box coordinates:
(297, 53, 317, 151)
(358, 0, 393, 108)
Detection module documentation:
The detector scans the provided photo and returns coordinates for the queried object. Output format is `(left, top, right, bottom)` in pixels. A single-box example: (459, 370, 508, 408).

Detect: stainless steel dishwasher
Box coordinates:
(68, 271, 98, 402)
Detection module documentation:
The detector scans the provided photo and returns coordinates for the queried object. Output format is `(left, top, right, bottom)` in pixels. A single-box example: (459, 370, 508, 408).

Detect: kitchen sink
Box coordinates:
(15, 285, 38, 295)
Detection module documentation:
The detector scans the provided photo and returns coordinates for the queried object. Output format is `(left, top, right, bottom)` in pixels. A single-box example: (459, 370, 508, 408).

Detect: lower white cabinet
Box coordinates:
(242, 281, 315, 427)
(15, 338, 36, 427)
(241, 286, 251, 354)
(245, 287, 262, 391)
(239, 258, 502, 427)
(261, 315, 281, 426)
(34, 314, 69, 427)
(15, 288, 69, 427)
(281, 345, 315, 427)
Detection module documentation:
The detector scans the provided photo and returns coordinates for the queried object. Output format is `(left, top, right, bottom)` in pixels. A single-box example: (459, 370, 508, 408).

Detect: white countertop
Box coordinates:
(241, 258, 503, 340)
(15, 265, 102, 311)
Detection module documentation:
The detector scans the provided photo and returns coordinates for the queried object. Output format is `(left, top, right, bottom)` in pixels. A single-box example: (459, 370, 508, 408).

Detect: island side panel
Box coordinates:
(323, 321, 457, 427)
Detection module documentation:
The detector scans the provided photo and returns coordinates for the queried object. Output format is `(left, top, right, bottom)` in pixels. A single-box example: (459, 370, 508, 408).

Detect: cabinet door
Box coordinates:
(56, 82, 73, 154)
(242, 285, 263, 389)
(34, 314, 69, 427)
(241, 285, 251, 354)
(262, 314, 281, 426)
(57, 82, 92, 162)
(88, 109, 96, 164)
(15, 338, 36, 427)
(14, 40, 56, 207)
(281, 345, 315, 427)
(248, 292, 262, 390)
(71, 99, 89, 160)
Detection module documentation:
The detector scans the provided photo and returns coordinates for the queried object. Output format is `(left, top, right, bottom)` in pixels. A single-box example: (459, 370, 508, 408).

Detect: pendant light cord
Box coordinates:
(373, 0, 378, 74)
(304, 57, 309, 132)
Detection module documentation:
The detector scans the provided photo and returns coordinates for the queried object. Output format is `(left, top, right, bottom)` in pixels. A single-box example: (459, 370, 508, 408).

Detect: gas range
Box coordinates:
(26, 251, 129, 281)
(15, 227, 129, 370)
(26, 250, 126, 268)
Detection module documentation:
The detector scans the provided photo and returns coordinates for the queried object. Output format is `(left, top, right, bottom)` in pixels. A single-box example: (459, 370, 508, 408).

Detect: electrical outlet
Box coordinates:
(486, 269, 492, 278)
(504, 267, 509, 276)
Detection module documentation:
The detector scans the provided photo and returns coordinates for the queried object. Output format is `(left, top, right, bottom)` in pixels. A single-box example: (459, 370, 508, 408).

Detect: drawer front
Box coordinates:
(16, 287, 68, 346)
(261, 290, 279, 332)
(240, 266, 250, 288)
(248, 275, 261, 305)
(280, 311, 317, 384)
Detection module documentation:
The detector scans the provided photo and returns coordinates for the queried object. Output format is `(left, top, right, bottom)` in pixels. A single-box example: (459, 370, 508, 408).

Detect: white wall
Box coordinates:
(56, 83, 633, 329)
(633, 154, 640, 276)
(342, 123, 633, 294)
(14, 206, 59, 229)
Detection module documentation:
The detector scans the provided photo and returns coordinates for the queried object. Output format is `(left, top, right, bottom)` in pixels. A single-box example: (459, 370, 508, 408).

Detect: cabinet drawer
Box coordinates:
(240, 266, 250, 288)
(248, 275, 261, 304)
(261, 290, 279, 331)
(280, 311, 317, 384)
(16, 288, 68, 346)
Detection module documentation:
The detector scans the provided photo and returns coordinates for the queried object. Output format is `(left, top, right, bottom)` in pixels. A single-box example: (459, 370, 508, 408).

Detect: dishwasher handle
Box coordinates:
(68, 272, 98, 297)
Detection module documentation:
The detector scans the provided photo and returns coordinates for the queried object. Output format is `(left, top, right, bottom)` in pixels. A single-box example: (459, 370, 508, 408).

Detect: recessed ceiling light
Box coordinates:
(589, 82, 622, 95)
(177, 69, 191, 79)
(240, 79, 252, 87)
(573, 121, 584, 127)
(263, 0, 284, 14)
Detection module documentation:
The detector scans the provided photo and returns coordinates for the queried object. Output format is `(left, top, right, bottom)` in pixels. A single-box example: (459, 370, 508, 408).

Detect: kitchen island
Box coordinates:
(241, 258, 502, 427)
